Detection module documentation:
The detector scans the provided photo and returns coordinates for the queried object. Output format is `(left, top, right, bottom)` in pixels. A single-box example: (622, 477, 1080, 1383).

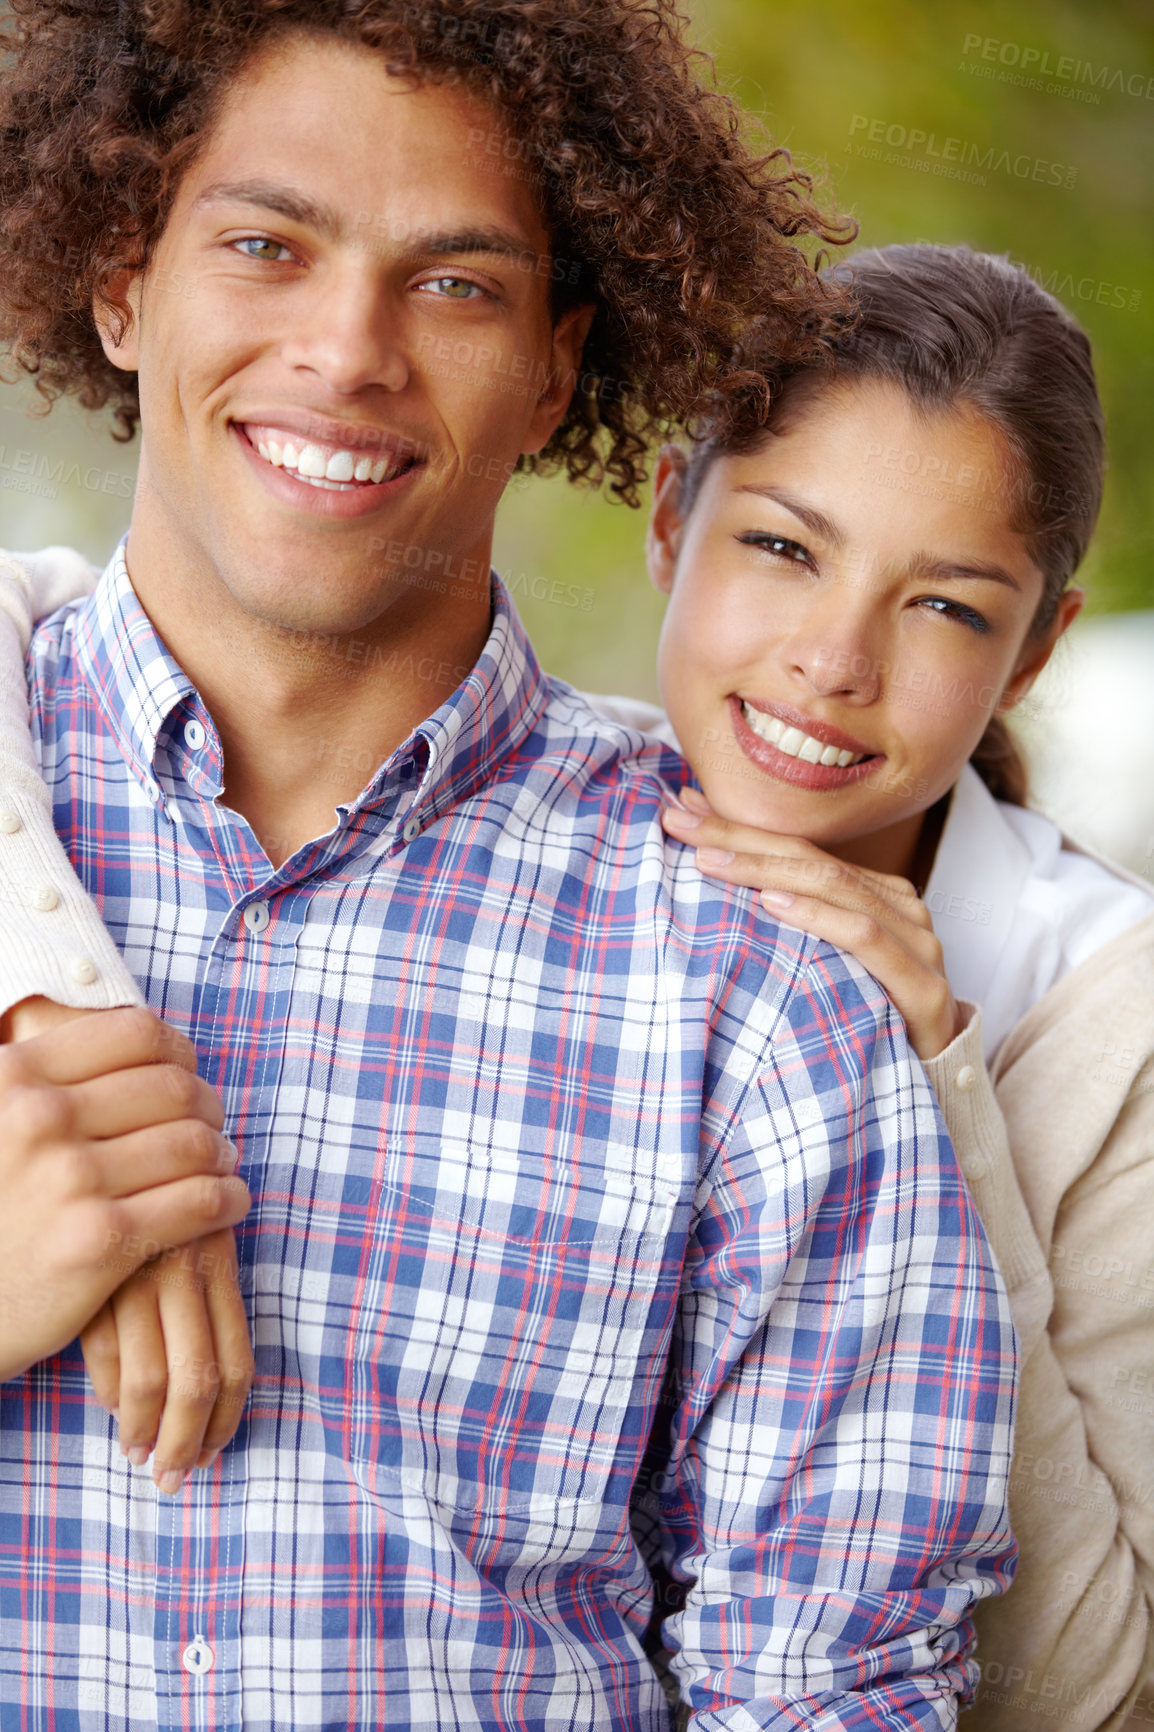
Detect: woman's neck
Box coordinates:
(827, 794, 951, 891)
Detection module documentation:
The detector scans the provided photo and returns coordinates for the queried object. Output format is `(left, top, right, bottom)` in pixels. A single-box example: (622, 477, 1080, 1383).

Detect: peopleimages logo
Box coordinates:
(847, 116, 1078, 189)
(961, 34, 1154, 101)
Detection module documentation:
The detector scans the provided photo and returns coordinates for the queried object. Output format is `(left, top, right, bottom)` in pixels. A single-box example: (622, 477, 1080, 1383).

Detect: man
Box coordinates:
(0, 1, 1015, 1724)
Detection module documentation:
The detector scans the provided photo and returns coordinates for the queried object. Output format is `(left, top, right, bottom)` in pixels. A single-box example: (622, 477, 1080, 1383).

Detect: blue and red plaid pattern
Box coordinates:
(2, 546, 1016, 1729)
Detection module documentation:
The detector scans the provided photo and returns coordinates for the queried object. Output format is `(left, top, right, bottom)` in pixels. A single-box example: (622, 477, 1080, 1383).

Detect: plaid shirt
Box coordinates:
(4, 546, 1016, 1730)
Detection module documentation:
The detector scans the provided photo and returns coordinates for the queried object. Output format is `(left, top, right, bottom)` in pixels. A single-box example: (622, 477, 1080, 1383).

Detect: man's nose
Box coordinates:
(281, 270, 410, 396)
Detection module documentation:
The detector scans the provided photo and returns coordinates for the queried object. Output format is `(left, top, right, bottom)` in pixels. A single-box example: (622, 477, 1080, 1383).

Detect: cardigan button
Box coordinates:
(0, 810, 20, 834)
(955, 1065, 977, 1092)
(69, 958, 98, 985)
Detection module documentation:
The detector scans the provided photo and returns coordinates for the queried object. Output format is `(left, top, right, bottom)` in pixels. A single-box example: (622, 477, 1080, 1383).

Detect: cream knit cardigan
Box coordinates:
(1, 548, 1153, 1730)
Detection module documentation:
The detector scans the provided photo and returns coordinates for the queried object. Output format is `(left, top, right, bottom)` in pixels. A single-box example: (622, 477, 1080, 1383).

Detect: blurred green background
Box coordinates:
(1, 0, 1151, 707)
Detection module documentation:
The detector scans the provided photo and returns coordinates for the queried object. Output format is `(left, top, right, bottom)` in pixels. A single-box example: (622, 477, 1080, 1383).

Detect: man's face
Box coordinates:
(101, 31, 588, 641)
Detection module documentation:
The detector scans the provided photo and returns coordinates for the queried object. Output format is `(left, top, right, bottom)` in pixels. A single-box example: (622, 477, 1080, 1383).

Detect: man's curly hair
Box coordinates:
(0, 0, 853, 503)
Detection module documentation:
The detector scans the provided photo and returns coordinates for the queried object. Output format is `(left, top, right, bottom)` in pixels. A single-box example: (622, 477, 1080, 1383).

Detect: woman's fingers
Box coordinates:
(663, 803, 922, 914)
(70, 1061, 226, 1142)
(94, 1116, 239, 1202)
(753, 889, 958, 1058)
(0, 1006, 198, 1086)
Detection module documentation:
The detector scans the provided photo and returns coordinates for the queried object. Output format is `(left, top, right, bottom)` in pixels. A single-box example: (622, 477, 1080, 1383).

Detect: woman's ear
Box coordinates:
(92, 268, 144, 373)
(647, 444, 689, 596)
(999, 586, 1084, 712)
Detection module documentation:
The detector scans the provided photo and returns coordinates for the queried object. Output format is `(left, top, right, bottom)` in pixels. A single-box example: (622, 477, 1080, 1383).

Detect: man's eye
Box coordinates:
(424, 276, 482, 299)
(737, 531, 812, 567)
(917, 596, 991, 634)
(234, 237, 293, 262)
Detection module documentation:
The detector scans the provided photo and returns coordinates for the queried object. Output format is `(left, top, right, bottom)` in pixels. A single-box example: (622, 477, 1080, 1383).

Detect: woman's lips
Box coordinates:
(728, 695, 884, 790)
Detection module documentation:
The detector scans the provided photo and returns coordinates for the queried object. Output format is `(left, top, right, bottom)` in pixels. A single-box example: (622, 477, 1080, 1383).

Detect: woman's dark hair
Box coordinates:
(680, 243, 1105, 805)
(0, 0, 853, 505)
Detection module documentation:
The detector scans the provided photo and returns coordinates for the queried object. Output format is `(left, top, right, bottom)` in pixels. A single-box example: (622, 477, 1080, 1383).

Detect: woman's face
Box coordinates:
(648, 377, 1082, 875)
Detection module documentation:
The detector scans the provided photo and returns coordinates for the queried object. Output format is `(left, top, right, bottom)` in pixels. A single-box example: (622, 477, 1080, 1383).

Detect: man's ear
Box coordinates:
(520, 302, 597, 454)
(92, 268, 144, 373)
(646, 445, 688, 596)
(998, 586, 1084, 712)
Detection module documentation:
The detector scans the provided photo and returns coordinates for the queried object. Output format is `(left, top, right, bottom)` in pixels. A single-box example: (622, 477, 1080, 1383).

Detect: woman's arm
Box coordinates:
(0, 548, 143, 1025)
(970, 1059, 1154, 1729)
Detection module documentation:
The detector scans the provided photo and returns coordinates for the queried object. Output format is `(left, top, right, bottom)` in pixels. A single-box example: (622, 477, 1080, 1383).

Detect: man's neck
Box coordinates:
(121, 525, 494, 869)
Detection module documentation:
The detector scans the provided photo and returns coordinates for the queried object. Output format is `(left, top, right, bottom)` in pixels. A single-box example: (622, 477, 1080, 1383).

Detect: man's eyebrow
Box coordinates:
(911, 553, 1023, 591)
(395, 226, 540, 266)
(194, 183, 539, 265)
(195, 180, 345, 240)
(735, 484, 844, 547)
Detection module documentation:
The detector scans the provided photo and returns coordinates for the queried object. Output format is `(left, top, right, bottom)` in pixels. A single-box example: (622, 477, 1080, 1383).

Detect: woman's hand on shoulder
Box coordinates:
(662, 788, 963, 1061)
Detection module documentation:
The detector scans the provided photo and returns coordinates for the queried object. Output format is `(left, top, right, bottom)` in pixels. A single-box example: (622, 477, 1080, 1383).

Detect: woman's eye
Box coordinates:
(423, 276, 483, 300)
(234, 237, 294, 263)
(916, 595, 991, 633)
(737, 531, 813, 567)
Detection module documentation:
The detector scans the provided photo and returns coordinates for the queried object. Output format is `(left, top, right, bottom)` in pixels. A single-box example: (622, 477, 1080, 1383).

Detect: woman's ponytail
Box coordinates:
(969, 715, 1029, 808)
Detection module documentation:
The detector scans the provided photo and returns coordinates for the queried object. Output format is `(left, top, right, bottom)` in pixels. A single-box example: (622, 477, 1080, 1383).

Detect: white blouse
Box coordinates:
(926, 764, 1154, 1058)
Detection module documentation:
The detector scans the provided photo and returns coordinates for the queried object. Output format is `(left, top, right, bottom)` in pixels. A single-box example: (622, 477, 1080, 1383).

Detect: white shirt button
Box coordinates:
(243, 900, 271, 933)
(69, 957, 98, 985)
(31, 885, 59, 912)
(0, 810, 20, 834)
(183, 719, 207, 751)
(964, 1154, 988, 1181)
(181, 1634, 214, 1675)
(402, 817, 421, 843)
(955, 1065, 977, 1092)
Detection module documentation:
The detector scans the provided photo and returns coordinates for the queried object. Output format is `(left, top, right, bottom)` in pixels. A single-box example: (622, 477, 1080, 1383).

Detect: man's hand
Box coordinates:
(0, 1005, 250, 1382)
(81, 1226, 254, 1494)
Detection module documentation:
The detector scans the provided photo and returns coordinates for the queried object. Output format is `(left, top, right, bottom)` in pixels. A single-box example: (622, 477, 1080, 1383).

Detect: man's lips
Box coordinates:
(238, 420, 422, 491)
(728, 695, 884, 790)
(232, 422, 424, 518)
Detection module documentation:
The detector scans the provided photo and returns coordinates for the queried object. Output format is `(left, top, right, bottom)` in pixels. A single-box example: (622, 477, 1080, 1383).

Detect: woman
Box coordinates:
(1, 244, 1153, 1727)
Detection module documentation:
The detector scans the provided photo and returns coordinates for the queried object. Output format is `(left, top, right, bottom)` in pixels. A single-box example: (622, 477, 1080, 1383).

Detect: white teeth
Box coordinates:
(298, 443, 328, 479)
(325, 449, 355, 482)
(741, 702, 866, 768)
(281, 440, 300, 469)
(354, 455, 374, 482)
(370, 458, 390, 484)
(267, 439, 284, 466)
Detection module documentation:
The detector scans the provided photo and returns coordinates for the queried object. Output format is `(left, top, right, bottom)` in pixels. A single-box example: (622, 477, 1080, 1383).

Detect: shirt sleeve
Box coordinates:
(644, 941, 1018, 1728)
(0, 548, 143, 1018)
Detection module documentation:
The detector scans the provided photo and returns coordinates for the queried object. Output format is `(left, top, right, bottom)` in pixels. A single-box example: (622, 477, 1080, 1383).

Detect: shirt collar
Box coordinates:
(73, 541, 548, 831)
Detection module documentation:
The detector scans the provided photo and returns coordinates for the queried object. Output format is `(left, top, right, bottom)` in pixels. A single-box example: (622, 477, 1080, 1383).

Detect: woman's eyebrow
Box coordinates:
(735, 483, 843, 546)
(911, 553, 1022, 591)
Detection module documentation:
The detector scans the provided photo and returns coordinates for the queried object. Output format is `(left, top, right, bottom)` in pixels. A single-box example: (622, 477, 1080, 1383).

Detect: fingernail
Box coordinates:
(762, 890, 796, 910)
(696, 848, 735, 867)
(155, 1468, 187, 1496)
(217, 1136, 239, 1173)
(196, 1449, 221, 1471)
(126, 1445, 151, 1468)
(662, 804, 701, 829)
(680, 786, 711, 812)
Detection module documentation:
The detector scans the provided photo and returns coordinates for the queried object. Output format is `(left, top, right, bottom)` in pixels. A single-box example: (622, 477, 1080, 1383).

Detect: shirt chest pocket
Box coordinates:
(341, 1136, 681, 1515)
